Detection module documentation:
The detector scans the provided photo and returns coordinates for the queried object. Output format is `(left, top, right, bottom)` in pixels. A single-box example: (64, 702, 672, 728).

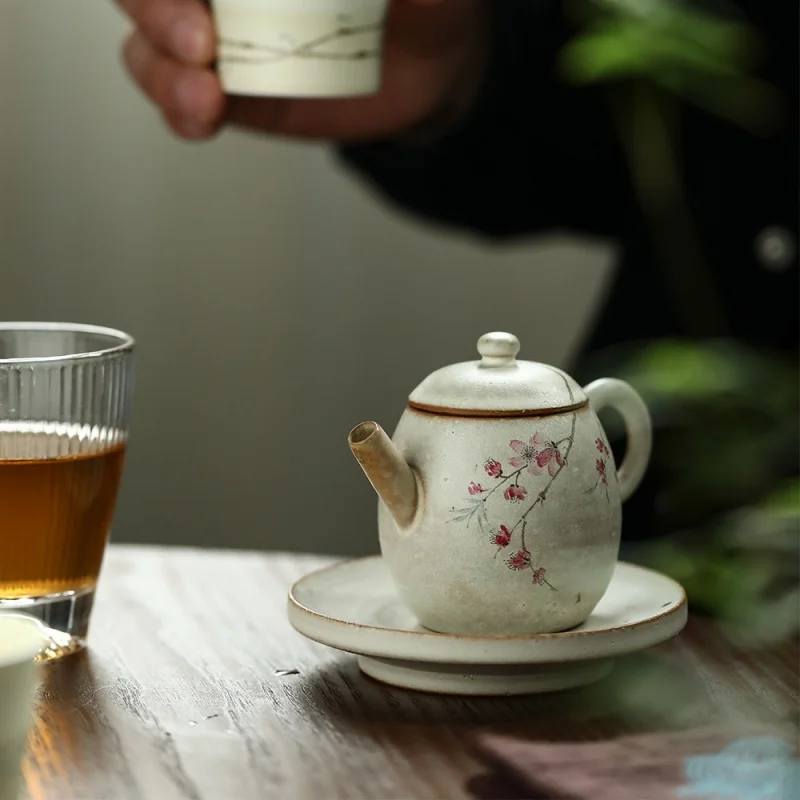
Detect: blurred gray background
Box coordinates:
(0, 1, 616, 556)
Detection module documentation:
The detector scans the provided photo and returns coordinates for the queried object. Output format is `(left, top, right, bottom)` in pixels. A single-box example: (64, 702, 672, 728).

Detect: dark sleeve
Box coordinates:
(338, 0, 635, 241)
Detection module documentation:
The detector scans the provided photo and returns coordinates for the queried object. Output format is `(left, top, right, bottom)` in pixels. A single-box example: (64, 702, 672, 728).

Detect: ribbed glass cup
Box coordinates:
(0, 323, 134, 659)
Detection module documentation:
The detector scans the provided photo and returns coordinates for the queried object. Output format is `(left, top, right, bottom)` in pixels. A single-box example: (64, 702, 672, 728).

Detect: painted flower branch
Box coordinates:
(450, 371, 616, 591)
(220, 23, 382, 65)
(468, 462, 531, 502)
(505, 369, 582, 557)
(587, 437, 611, 501)
(455, 426, 576, 591)
(450, 412, 587, 592)
(507, 414, 578, 552)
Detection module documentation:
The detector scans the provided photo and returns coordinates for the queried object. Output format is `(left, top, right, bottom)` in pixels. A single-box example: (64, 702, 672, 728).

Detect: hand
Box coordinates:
(115, 0, 489, 142)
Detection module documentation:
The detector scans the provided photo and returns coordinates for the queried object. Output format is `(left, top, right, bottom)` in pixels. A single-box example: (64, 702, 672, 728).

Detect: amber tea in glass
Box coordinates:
(0, 323, 134, 658)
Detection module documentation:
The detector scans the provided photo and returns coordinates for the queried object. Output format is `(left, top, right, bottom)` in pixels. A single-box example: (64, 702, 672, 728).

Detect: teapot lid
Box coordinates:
(408, 332, 586, 416)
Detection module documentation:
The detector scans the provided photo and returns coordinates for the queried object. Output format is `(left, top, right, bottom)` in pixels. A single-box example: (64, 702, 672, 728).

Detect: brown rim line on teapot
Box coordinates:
(349, 332, 653, 636)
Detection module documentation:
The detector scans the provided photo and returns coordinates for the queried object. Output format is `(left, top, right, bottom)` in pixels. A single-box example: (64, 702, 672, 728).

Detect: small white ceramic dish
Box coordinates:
(0, 614, 47, 800)
(288, 557, 688, 695)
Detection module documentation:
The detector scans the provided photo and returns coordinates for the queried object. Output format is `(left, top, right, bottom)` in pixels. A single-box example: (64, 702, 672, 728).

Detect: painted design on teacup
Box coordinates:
(586, 436, 613, 502)
(219, 21, 382, 66)
(450, 415, 579, 592)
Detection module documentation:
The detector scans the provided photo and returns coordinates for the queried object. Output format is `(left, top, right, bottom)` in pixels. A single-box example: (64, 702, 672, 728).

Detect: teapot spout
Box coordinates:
(348, 422, 418, 529)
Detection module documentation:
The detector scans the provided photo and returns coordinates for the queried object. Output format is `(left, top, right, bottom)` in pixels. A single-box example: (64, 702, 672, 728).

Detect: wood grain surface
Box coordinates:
(22, 546, 799, 800)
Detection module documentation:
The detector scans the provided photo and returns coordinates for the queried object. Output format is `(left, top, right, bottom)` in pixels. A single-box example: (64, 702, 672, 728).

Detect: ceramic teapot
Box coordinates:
(348, 332, 652, 636)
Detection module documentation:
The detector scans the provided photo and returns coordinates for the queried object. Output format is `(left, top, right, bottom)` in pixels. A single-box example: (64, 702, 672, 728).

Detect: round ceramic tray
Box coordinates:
(287, 557, 687, 695)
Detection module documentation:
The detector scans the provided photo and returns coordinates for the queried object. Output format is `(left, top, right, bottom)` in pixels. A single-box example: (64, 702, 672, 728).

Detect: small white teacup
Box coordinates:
(0, 615, 45, 800)
(210, 0, 391, 97)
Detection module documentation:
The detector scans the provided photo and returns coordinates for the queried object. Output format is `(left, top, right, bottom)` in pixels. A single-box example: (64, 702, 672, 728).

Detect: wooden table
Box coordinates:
(23, 546, 799, 800)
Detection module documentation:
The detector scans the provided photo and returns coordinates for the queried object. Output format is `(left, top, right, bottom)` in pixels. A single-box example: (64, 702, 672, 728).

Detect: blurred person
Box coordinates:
(115, 0, 798, 548)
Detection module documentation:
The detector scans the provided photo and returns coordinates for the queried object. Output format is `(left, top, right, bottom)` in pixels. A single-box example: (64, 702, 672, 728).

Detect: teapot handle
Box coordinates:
(583, 378, 652, 502)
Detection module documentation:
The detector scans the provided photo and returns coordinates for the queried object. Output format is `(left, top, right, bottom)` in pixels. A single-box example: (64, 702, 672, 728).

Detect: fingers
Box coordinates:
(116, 0, 215, 66)
(117, 0, 220, 139)
(123, 32, 225, 139)
(117, 0, 459, 141)
(223, 0, 473, 140)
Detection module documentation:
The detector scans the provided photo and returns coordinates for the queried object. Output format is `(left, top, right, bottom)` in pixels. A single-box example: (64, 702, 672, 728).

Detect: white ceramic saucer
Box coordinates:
(288, 557, 688, 696)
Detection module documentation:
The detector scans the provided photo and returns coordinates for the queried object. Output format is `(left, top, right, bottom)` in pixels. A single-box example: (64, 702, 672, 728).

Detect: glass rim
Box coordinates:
(0, 322, 135, 365)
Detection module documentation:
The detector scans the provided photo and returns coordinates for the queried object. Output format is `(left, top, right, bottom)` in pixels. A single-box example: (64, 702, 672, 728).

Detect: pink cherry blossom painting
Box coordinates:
(450, 424, 616, 592)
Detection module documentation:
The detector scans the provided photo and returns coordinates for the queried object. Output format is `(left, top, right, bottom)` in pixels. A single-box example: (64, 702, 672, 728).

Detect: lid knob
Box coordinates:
(477, 332, 520, 367)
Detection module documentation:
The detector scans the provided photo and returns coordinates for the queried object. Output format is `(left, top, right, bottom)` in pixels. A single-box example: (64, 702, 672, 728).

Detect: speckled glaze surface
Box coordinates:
(382, 405, 622, 635)
(350, 333, 653, 636)
(210, 0, 390, 98)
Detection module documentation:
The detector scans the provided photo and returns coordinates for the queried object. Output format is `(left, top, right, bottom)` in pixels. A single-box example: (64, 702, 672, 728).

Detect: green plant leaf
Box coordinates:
(559, 24, 653, 83)
(653, 3, 760, 65)
(763, 481, 800, 517)
(649, 33, 744, 79)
